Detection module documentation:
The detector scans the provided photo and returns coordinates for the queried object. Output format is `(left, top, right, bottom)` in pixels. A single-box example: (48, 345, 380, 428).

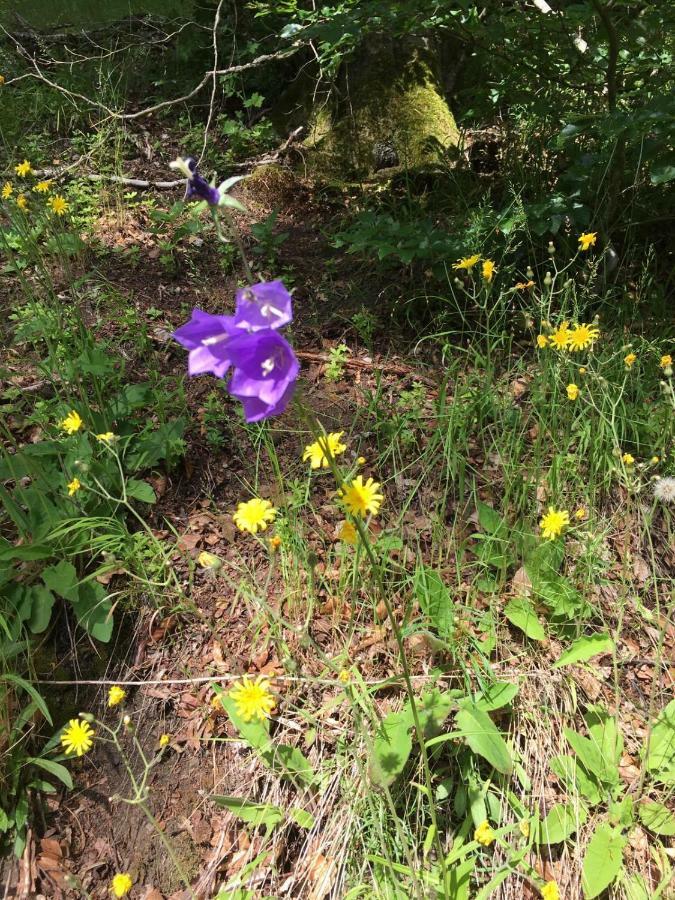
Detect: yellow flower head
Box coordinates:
(96, 432, 116, 442)
(624, 352, 637, 368)
(33, 180, 52, 194)
(453, 253, 481, 272)
(566, 383, 579, 401)
(482, 259, 495, 282)
(474, 820, 495, 847)
(2, 182, 12, 199)
(541, 881, 560, 900)
(338, 520, 358, 544)
(108, 685, 126, 707)
(622, 452, 634, 466)
(578, 366, 587, 375)
(229, 675, 275, 722)
(0, 75, 4, 86)
(651, 456, 659, 465)
(340, 475, 384, 518)
(197, 550, 221, 570)
(338, 669, 351, 684)
(67, 477, 81, 496)
(111, 873, 133, 898)
(61, 718, 95, 756)
(16, 194, 28, 211)
(567, 323, 600, 352)
(303, 431, 347, 469)
(159, 733, 171, 748)
(539, 507, 570, 540)
(536, 334, 549, 349)
(15, 159, 32, 177)
(515, 280, 535, 290)
(233, 497, 277, 534)
(269, 535, 282, 551)
(574, 507, 587, 520)
(60, 410, 83, 434)
(519, 819, 530, 839)
(48, 194, 68, 216)
(357, 456, 366, 465)
(549, 322, 570, 351)
(660, 354, 672, 369)
(578, 231, 597, 251)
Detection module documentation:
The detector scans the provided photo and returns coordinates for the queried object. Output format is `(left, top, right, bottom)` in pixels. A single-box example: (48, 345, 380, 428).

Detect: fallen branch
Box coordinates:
(297, 350, 437, 388)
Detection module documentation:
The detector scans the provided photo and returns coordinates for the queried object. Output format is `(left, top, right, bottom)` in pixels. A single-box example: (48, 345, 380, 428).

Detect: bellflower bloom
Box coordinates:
(173, 281, 299, 421)
(170, 156, 222, 206)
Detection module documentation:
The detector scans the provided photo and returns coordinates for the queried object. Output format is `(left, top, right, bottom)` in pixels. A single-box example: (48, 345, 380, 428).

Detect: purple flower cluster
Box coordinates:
(169, 156, 222, 206)
(173, 281, 299, 422)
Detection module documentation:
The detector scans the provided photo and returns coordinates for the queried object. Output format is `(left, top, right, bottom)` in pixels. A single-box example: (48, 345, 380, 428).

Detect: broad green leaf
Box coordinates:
(586, 707, 623, 769)
(650, 165, 675, 185)
(638, 801, 675, 836)
(524, 540, 564, 583)
(369, 710, 413, 787)
(550, 754, 602, 805)
(476, 501, 505, 535)
(646, 698, 675, 782)
(0, 544, 53, 561)
(212, 796, 282, 830)
(218, 692, 271, 753)
(534, 803, 586, 844)
(503, 598, 546, 640)
(564, 728, 619, 786)
(71, 583, 113, 643)
(27, 585, 55, 634)
(289, 808, 315, 829)
(455, 702, 512, 775)
(42, 560, 79, 602)
(414, 689, 456, 735)
(581, 822, 626, 899)
(1, 674, 52, 725)
(262, 744, 314, 786)
(413, 565, 454, 639)
(553, 633, 614, 668)
(474, 681, 519, 712)
(623, 874, 650, 900)
(27, 758, 73, 789)
(126, 479, 157, 504)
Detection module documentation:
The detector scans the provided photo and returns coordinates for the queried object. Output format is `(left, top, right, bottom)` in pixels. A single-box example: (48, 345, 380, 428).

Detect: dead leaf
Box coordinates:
(307, 853, 337, 900)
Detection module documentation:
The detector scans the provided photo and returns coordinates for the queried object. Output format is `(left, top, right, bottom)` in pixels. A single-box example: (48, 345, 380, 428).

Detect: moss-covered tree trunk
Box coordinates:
(300, 35, 459, 179)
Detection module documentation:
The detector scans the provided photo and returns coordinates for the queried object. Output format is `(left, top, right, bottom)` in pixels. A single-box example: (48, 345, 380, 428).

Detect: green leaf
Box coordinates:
(218, 692, 271, 753)
(289, 808, 315, 829)
(126, 479, 157, 504)
(650, 164, 675, 185)
(476, 501, 505, 535)
(42, 561, 79, 602)
(413, 565, 454, 639)
(455, 702, 512, 774)
(71, 583, 113, 642)
(27, 585, 55, 634)
(550, 754, 602, 805)
(212, 796, 283, 830)
(27, 757, 73, 789)
(646, 698, 675, 782)
(414, 689, 456, 735)
(564, 728, 619, 787)
(503, 598, 546, 640)
(262, 744, 315, 786)
(638, 801, 675, 836)
(0, 544, 53, 561)
(369, 710, 413, 787)
(581, 823, 626, 899)
(553, 633, 614, 668)
(474, 681, 519, 712)
(534, 803, 587, 844)
(1, 674, 52, 725)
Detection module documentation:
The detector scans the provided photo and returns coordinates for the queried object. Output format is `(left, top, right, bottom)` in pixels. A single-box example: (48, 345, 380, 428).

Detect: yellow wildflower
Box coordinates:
(15, 159, 32, 177)
(519, 819, 530, 839)
(233, 498, 277, 534)
(474, 820, 495, 847)
(482, 259, 495, 282)
(67, 477, 81, 496)
(574, 507, 587, 520)
(197, 550, 221, 570)
(0, 75, 4, 86)
(453, 253, 481, 272)
(338, 520, 358, 544)
(515, 280, 535, 290)
(338, 669, 351, 684)
(48, 194, 68, 216)
(566, 383, 579, 401)
(539, 507, 570, 540)
(2, 182, 12, 199)
(660, 354, 672, 369)
(536, 334, 549, 349)
(541, 882, 560, 900)
(61, 718, 95, 756)
(340, 475, 384, 518)
(108, 685, 126, 707)
(60, 410, 83, 434)
(622, 453, 634, 466)
(33, 180, 52, 194)
(269, 535, 282, 551)
(578, 366, 587, 375)
(159, 733, 171, 748)
(567, 323, 600, 351)
(303, 431, 347, 469)
(357, 456, 366, 465)
(16, 194, 27, 211)
(229, 675, 275, 722)
(96, 432, 115, 442)
(624, 352, 637, 368)
(651, 456, 659, 465)
(578, 231, 597, 251)
(549, 322, 571, 351)
(111, 873, 133, 898)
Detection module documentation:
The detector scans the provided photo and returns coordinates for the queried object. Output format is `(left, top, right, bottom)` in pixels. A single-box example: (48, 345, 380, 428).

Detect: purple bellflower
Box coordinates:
(169, 156, 222, 206)
(172, 280, 299, 422)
